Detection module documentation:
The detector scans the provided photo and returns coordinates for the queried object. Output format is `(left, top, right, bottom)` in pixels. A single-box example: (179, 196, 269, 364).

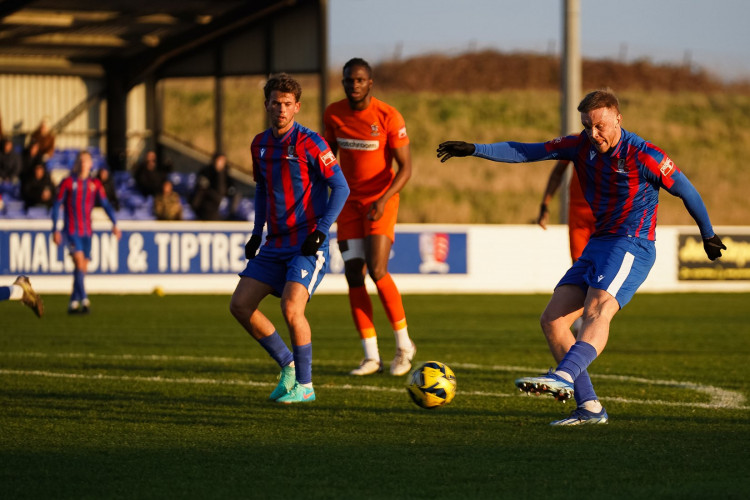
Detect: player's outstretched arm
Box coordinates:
(436, 141, 475, 162)
(440, 140, 555, 164)
(703, 234, 726, 261)
(665, 172, 726, 261)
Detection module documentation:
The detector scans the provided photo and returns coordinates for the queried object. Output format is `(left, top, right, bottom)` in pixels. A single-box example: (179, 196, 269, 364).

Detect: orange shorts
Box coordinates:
(337, 194, 399, 242)
(569, 208, 596, 262)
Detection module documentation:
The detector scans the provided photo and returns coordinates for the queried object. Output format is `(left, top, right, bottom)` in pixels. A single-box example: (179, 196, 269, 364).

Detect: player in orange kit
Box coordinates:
(324, 58, 416, 376)
(537, 160, 596, 332)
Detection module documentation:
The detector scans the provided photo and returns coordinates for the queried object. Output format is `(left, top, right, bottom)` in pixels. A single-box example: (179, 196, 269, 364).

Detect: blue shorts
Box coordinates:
(65, 234, 92, 259)
(239, 242, 329, 298)
(556, 235, 656, 308)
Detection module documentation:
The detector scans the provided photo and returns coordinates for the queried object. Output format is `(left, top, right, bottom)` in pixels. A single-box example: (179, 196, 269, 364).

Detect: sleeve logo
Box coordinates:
(659, 157, 675, 177)
(321, 150, 337, 167)
(397, 127, 408, 139)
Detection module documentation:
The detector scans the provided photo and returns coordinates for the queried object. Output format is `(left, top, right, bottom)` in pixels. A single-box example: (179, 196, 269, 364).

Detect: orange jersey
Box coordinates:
(568, 168, 596, 261)
(323, 97, 409, 201)
(569, 168, 594, 219)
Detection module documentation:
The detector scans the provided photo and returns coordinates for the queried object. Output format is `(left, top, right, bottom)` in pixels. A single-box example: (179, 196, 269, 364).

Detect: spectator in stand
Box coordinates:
(190, 153, 241, 221)
(0, 136, 22, 182)
(21, 141, 42, 180)
(134, 150, 166, 197)
(30, 118, 55, 161)
(21, 161, 55, 210)
(95, 167, 120, 211)
(154, 179, 183, 221)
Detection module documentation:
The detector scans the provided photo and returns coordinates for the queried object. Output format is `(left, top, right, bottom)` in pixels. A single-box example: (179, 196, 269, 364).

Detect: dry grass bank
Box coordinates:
(161, 60, 749, 226)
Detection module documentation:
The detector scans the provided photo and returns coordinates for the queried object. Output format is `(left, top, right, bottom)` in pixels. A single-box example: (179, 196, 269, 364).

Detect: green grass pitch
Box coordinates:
(1, 292, 748, 499)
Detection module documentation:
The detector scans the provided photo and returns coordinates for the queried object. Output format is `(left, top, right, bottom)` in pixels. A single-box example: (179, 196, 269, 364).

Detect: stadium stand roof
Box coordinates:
(0, 0, 320, 82)
(0, 0, 328, 170)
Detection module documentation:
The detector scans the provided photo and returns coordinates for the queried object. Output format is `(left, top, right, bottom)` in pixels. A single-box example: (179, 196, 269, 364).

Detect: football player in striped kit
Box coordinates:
(52, 150, 120, 314)
(230, 73, 349, 404)
(438, 88, 725, 425)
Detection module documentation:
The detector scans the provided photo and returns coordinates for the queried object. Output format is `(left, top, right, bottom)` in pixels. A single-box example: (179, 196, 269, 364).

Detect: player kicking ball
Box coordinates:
(229, 73, 349, 403)
(438, 88, 725, 425)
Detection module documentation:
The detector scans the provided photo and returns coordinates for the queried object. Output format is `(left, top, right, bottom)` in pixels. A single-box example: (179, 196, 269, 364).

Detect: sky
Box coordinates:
(328, 0, 750, 82)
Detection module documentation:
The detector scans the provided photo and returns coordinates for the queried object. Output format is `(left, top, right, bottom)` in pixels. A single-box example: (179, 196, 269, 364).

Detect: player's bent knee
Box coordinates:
(368, 266, 388, 282)
(539, 310, 566, 335)
(229, 295, 250, 321)
(280, 301, 306, 325)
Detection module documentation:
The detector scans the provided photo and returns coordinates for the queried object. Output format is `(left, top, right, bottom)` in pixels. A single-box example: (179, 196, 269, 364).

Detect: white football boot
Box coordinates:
(390, 341, 416, 376)
(350, 358, 383, 376)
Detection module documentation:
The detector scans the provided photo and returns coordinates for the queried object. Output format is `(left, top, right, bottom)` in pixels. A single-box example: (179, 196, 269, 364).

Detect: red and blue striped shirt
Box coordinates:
(52, 174, 117, 236)
(473, 128, 714, 241)
(250, 122, 349, 248)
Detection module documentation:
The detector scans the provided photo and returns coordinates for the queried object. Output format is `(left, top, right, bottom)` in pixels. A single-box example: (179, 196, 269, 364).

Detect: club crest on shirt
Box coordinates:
(370, 123, 379, 136)
(287, 145, 297, 159)
(660, 157, 675, 177)
(320, 150, 336, 167)
(616, 158, 626, 173)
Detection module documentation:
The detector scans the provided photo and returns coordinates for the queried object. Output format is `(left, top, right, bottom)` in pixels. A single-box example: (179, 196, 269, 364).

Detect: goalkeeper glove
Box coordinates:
(703, 234, 726, 261)
(436, 141, 475, 162)
(301, 230, 326, 256)
(245, 234, 262, 259)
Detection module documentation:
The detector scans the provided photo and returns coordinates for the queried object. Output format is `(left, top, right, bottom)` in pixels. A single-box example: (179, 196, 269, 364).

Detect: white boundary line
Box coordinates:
(1, 352, 747, 411)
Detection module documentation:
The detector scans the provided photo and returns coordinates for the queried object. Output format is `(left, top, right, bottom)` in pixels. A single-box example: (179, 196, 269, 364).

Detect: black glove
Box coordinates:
(301, 230, 326, 256)
(245, 234, 262, 259)
(703, 234, 726, 261)
(436, 141, 476, 163)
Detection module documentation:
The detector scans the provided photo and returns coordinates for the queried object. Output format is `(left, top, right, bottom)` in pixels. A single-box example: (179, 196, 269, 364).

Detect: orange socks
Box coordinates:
(349, 285, 376, 339)
(375, 273, 407, 331)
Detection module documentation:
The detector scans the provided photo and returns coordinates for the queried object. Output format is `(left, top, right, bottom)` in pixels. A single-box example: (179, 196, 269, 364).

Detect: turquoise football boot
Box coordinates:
(268, 364, 296, 401)
(275, 382, 316, 404)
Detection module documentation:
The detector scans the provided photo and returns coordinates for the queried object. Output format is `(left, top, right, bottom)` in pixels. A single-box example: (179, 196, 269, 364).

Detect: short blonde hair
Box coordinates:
(578, 88, 620, 114)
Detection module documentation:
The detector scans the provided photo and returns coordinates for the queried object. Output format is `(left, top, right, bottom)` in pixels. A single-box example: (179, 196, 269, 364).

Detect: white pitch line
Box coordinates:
(451, 362, 747, 410)
(1, 352, 748, 410)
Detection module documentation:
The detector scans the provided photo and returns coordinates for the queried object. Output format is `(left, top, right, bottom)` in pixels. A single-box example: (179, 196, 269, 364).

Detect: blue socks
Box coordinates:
(573, 370, 599, 406)
(258, 331, 294, 368)
(292, 343, 313, 385)
(72, 269, 85, 302)
(257, 333, 313, 385)
(557, 341, 598, 382)
(555, 342, 600, 406)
